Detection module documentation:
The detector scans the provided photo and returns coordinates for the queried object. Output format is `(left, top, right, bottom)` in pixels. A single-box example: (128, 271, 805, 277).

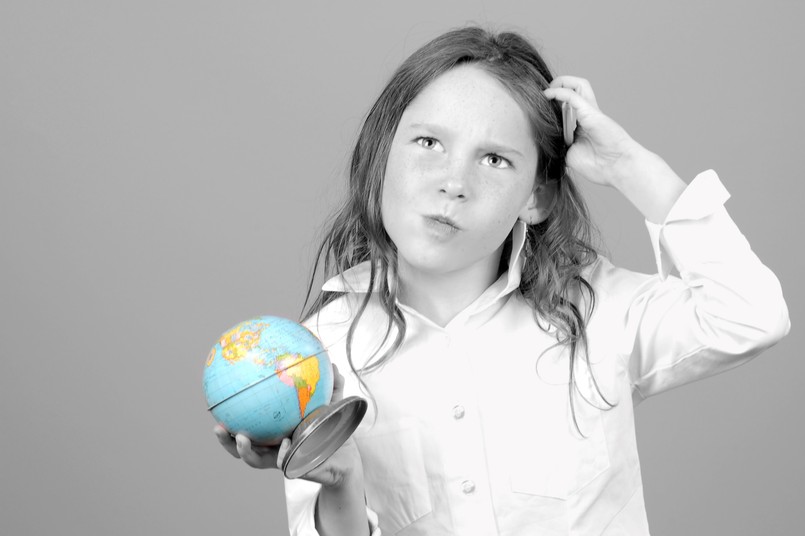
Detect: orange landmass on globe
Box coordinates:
(217, 321, 270, 364)
(276, 354, 320, 419)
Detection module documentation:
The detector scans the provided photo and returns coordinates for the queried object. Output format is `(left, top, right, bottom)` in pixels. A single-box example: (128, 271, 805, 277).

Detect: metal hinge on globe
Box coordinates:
(203, 315, 367, 479)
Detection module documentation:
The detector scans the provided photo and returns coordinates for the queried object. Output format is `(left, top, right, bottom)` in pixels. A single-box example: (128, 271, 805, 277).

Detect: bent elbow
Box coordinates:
(718, 294, 790, 357)
(748, 274, 791, 351)
(693, 285, 790, 360)
(755, 296, 791, 350)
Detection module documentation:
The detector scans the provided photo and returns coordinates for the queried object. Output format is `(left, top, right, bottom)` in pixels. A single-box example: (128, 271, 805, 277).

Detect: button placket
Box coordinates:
(441, 326, 498, 534)
(447, 332, 478, 503)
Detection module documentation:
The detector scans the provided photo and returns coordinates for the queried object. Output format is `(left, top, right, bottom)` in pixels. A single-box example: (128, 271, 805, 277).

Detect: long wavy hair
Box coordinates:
(302, 26, 614, 431)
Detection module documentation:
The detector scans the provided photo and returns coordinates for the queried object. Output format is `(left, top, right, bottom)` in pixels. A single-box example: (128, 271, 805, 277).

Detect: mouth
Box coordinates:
(424, 214, 461, 232)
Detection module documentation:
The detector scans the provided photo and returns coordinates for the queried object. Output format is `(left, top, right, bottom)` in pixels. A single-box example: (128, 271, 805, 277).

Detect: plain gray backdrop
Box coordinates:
(2, 1, 802, 534)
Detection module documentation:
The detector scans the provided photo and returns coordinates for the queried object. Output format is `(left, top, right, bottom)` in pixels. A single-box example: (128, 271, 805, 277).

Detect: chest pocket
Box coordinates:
(354, 419, 432, 534)
(509, 407, 610, 499)
(503, 359, 611, 500)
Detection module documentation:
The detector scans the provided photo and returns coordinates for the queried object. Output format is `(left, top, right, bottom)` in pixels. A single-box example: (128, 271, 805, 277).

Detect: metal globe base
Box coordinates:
(281, 396, 368, 479)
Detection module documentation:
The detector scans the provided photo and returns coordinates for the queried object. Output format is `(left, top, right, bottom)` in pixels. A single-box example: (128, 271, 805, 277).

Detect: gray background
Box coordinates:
(2, 1, 802, 534)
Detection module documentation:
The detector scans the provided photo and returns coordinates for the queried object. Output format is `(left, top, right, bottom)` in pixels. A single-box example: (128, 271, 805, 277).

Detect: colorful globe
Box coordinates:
(203, 316, 334, 446)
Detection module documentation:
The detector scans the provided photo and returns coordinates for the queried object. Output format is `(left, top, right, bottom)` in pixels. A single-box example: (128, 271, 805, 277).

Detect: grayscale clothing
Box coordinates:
(286, 170, 790, 535)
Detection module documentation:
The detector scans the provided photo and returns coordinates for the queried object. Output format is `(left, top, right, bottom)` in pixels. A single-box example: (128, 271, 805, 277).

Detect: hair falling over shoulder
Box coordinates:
(301, 26, 615, 433)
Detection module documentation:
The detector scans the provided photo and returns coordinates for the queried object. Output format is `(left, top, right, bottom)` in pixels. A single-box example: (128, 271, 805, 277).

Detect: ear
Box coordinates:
(518, 180, 557, 225)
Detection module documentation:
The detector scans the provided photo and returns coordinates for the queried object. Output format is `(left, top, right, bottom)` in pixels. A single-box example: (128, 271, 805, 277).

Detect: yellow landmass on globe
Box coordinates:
(217, 321, 270, 364)
(276, 354, 320, 419)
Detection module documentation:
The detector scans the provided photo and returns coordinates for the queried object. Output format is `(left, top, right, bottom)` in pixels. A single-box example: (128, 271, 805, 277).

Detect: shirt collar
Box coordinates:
(321, 220, 527, 301)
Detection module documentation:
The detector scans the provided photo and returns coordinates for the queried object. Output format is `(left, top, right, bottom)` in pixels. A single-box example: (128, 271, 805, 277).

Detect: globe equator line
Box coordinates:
(206, 350, 329, 412)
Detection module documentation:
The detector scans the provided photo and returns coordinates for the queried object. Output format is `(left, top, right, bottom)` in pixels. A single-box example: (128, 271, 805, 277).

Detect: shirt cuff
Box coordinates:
(644, 169, 732, 279)
(294, 489, 382, 535)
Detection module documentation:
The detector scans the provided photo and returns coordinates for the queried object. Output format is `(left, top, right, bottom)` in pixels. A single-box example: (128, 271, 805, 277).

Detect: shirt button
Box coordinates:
(461, 480, 476, 494)
(452, 405, 465, 419)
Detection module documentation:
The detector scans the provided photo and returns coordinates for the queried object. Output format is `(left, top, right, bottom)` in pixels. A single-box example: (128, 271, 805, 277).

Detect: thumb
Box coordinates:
(331, 363, 345, 403)
(276, 437, 292, 471)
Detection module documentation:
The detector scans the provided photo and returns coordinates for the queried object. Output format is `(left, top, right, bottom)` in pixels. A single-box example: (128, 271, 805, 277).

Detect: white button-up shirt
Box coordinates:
(286, 171, 789, 535)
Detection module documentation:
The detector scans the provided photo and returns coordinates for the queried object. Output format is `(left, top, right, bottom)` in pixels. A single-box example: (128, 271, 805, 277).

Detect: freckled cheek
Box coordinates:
(382, 173, 409, 209)
(396, 154, 430, 186)
(484, 189, 525, 223)
(381, 168, 415, 233)
(385, 157, 424, 202)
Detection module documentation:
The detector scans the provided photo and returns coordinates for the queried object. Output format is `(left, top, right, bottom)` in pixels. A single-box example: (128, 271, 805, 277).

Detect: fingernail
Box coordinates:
(236, 438, 243, 449)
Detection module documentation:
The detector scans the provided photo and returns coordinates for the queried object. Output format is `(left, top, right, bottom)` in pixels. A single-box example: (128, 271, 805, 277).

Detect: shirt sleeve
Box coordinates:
(284, 477, 381, 535)
(287, 311, 383, 536)
(622, 169, 790, 402)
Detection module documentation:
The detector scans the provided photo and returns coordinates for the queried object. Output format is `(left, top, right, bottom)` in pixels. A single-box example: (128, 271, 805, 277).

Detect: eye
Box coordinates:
(415, 137, 444, 152)
(482, 153, 512, 169)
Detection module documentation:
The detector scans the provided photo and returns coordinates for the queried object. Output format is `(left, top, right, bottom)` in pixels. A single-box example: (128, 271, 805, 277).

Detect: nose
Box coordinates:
(439, 161, 470, 200)
(440, 179, 466, 199)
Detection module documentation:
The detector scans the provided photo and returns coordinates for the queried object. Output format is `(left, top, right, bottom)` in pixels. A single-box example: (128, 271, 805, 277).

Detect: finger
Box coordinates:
(214, 424, 241, 459)
(543, 87, 599, 116)
(549, 76, 599, 109)
(276, 437, 292, 471)
(549, 75, 594, 98)
(236, 434, 280, 469)
(235, 434, 262, 467)
(331, 363, 345, 403)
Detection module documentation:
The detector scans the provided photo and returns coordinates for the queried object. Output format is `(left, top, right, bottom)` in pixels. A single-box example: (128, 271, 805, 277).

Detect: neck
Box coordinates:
(396, 250, 504, 327)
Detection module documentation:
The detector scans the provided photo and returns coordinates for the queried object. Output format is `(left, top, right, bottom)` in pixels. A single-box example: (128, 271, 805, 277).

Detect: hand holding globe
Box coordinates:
(204, 316, 367, 479)
(213, 364, 365, 489)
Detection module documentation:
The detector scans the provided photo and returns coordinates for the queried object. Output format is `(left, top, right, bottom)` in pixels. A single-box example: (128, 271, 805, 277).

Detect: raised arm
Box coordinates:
(544, 75, 687, 224)
(545, 76, 789, 398)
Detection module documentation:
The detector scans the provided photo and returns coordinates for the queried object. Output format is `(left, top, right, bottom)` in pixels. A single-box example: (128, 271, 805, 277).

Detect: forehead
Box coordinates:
(400, 64, 534, 143)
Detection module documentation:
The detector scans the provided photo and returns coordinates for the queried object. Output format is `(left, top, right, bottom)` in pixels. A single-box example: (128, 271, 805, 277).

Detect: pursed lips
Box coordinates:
(425, 214, 461, 231)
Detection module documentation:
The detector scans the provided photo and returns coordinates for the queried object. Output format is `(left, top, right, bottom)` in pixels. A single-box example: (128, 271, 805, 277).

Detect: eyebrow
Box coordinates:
(485, 143, 524, 159)
(407, 122, 525, 158)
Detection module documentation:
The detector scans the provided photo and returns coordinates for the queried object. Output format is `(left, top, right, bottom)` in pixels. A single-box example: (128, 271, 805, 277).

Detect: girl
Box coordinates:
(216, 27, 789, 535)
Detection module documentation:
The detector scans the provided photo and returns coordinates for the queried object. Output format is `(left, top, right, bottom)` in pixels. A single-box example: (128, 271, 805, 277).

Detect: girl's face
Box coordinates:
(382, 64, 540, 283)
